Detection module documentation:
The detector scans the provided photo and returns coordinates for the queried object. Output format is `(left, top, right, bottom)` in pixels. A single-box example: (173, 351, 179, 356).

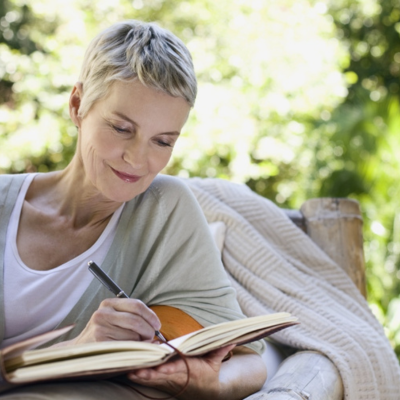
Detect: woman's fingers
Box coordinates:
(127, 344, 237, 397)
(99, 298, 161, 336)
(109, 298, 161, 330)
(73, 298, 161, 344)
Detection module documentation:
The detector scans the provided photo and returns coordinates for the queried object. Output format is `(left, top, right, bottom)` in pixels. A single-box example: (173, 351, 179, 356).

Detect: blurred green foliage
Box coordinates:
(0, 0, 400, 358)
(318, 0, 400, 358)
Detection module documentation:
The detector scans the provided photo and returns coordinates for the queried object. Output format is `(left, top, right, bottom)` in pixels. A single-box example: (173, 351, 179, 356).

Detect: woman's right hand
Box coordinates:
(70, 298, 161, 345)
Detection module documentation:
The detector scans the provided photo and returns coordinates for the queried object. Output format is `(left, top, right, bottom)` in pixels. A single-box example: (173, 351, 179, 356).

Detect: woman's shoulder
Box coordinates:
(126, 174, 202, 220)
(121, 175, 205, 235)
(0, 173, 28, 183)
(0, 173, 29, 196)
(147, 174, 195, 202)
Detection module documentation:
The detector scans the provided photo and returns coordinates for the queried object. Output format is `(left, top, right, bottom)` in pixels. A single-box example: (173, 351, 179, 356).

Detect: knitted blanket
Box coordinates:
(185, 177, 400, 400)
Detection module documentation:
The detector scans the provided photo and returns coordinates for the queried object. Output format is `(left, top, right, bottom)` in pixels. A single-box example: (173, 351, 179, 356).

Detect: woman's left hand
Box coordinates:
(127, 344, 235, 400)
(127, 345, 267, 400)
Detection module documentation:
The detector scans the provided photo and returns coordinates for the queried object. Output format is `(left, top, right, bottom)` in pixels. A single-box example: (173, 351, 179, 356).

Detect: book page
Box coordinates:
(2, 325, 74, 360)
(5, 340, 171, 370)
(168, 313, 298, 354)
(7, 350, 172, 383)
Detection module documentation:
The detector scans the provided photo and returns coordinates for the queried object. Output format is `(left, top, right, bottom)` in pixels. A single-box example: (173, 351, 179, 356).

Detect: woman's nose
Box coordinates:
(122, 140, 147, 169)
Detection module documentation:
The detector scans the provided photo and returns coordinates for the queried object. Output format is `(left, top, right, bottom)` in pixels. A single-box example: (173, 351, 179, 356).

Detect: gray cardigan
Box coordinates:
(0, 173, 263, 353)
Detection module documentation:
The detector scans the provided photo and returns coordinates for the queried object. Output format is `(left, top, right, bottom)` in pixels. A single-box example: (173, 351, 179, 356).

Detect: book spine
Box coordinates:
(0, 353, 18, 392)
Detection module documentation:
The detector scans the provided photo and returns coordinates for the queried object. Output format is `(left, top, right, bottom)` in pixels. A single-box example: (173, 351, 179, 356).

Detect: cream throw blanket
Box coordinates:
(185, 177, 400, 400)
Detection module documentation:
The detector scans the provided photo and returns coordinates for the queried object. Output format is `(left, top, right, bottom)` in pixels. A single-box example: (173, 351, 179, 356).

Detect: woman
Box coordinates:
(0, 20, 267, 399)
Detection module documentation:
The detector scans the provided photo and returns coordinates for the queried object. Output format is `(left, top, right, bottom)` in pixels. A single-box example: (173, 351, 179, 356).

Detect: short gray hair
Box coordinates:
(78, 20, 197, 117)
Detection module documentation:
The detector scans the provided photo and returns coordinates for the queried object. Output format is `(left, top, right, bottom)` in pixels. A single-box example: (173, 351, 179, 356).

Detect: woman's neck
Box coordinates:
(26, 161, 123, 229)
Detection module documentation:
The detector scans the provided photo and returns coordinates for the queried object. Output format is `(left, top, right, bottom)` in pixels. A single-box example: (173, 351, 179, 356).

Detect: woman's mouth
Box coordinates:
(111, 168, 141, 183)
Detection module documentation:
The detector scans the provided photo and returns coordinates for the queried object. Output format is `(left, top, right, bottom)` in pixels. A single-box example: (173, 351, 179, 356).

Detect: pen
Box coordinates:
(87, 260, 166, 342)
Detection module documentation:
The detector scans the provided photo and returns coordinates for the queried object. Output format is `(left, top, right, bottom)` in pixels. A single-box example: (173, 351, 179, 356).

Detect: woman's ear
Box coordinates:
(69, 82, 83, 128)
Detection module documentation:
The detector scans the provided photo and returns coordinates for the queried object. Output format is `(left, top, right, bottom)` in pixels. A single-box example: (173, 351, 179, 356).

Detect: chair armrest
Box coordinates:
(244, 351, 343, 400)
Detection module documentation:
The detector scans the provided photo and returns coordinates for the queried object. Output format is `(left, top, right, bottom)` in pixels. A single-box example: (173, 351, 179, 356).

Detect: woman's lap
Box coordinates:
(0, 379, 175, 400)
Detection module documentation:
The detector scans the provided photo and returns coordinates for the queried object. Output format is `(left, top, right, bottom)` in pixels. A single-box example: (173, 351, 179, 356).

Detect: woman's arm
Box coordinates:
(218, 347, 267, 399)
(127, 345, 267, 400)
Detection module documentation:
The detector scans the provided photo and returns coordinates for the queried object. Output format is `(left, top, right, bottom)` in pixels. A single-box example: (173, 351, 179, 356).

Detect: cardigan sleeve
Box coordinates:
(115, 175, 265, 355)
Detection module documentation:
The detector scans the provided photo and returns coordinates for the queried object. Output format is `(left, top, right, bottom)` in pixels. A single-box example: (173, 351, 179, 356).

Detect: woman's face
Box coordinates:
(72, 80, 191, 203)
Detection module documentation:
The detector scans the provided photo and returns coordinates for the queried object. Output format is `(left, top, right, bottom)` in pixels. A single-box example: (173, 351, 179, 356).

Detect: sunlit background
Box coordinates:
(1, 0, 400, 360)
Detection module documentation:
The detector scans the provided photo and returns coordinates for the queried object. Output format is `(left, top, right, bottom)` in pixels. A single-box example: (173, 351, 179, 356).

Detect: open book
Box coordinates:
(0, 312, 298, 387)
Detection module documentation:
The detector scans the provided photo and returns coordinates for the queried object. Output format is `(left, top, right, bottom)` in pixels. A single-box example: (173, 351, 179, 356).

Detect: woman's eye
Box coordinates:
(156, 139, 173, 147)
(113, 125, 128, 134)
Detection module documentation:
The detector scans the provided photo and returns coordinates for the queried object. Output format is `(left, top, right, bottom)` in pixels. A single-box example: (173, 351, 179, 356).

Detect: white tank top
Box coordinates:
(2, 174, 125, 348)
